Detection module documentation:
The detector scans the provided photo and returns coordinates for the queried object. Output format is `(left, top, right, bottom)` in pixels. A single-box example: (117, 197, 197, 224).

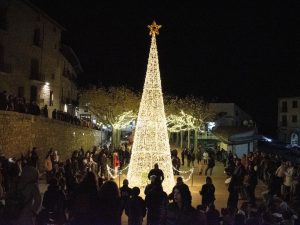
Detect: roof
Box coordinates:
(22, 0, 66, 31)
(212, 126, 258, 144)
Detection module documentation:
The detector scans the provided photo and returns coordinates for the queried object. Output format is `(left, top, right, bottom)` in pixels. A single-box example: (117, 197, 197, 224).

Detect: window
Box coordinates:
(293, 101, 298, 108)
(292, 115, 297, 123)
(30, 86, 37, 102)
(33, 28, 42, 46)
(50, 91, 53, 106)
(18, 87, 24, 98)
(30, 59, 39, 79)
(0, 8, 8, 30)
(281, 115, 287, 126)
(281, 101, 287, 112)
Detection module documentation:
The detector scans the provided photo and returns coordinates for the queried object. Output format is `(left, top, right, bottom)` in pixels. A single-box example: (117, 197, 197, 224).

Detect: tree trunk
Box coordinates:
(194, 129, 198, 152)
(180, 130, 183, 148)
(111, 127, 121, 148)
(187, 130, 190, 149)
(176, 132, 179, 147)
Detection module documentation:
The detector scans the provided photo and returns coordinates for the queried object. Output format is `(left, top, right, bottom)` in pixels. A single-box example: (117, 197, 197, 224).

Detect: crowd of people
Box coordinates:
(0, 143, 300, 225)
(0, 90, 101, 130)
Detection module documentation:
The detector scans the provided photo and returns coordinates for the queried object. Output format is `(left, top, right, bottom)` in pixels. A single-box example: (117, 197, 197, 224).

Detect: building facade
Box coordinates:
(0, 0, 81, 117)
(206, 103, 257, 157)
(278, 97, 300, 146)
(208, 103, 254, 127)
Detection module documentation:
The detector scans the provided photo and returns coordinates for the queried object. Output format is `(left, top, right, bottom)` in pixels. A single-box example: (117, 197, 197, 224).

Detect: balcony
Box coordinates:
(29, 73, 45, 82)
(0, 63, 12, 73)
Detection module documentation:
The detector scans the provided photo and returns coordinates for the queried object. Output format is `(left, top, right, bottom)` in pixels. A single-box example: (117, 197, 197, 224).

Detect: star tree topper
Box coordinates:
(148, 21, 162, 36)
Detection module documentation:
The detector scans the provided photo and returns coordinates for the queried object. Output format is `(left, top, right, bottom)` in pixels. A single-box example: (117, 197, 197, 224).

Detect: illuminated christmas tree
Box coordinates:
(127, 21, 175, 193)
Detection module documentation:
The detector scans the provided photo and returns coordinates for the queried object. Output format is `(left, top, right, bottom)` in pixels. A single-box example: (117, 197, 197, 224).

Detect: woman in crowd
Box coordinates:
(200, 176, 215, 209)
(97, 180, 122, 225)
(163, 183, 200, 225)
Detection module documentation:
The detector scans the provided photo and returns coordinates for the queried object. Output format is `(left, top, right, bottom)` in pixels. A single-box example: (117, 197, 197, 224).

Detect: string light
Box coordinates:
(172, 166, 194, 182)
(107, 164, 129, 179)
(127, 22, 175, 193)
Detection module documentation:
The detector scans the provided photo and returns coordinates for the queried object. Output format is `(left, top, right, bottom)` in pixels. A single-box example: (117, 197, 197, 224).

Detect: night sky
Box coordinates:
(29, 0, 299, 137)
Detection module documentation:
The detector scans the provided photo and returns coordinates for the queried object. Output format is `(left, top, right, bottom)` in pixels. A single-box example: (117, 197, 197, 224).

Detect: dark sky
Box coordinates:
(29, 0, 299, 137)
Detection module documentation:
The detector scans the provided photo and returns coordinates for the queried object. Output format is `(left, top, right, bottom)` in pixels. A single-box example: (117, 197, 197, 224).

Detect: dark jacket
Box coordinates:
(125, 195, 146, 225)
(163, 202, 200, 225)
(200, 183, 215, 205)
(145, 186, 168, 225)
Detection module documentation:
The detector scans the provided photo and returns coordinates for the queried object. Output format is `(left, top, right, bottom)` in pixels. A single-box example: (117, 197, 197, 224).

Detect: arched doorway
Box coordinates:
(290, 132, 299, 146)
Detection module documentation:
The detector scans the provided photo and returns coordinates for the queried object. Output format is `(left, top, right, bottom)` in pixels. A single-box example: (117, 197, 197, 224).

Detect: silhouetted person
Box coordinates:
(148, 163, 164, 184)
(125, 187, 146, 225)
(200, 176, 215, 209)
(120, 179, 132, 214)
(98, 180, 122, 225)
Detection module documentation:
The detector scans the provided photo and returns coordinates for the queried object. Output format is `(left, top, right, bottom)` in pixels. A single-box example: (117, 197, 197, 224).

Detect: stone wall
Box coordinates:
(0, 111, 104, 162)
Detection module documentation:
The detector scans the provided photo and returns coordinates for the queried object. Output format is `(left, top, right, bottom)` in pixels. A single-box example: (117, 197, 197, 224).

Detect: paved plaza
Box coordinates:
(38, 158, 268, 225)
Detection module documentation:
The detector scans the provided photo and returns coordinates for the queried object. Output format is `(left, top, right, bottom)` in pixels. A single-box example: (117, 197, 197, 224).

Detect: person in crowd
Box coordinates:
(44, 152, 53, 183)
(120, 179, 132, 214)
(69, 172, 99, 225)
(162, 183, 200, 225)
(203, 151, 209, 165)
(125, 187, 146, 225)
(283, 161, 294, 201)
(97, 180, 122, 225)
(145, 175, 157, 196)
(227, 175, 239, 210)
(29, 147, 39, 169)
(168, 177, 189, 201)
(206, 204, 220, 225)
(8, 164, 42, 225)
(148, 163, 164, 184)
(205, 154, 215, 176)
(232, 158, 246, 199)
(275, 161, 286, 197)
(196, 204, 208, 225)
(37, 178, 67, 225)
(145, 180, 168, 225)
(200, 176, 216, 209)
(244, 164, 258, 206)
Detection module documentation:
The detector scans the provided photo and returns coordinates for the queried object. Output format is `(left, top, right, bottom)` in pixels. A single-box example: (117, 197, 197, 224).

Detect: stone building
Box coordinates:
(0, 0, 81, 117)
(278, 97, 300, 146)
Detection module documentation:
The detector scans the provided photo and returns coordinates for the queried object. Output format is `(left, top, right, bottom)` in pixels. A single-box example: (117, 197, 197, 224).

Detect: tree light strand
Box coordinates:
(127, 23, 175, 193)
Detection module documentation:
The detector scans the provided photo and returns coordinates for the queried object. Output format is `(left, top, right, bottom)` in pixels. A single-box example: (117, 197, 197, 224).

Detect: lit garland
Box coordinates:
(127, 21, 175, 193)
(107, 164, 129, 179)
(172, 166, 194, 182)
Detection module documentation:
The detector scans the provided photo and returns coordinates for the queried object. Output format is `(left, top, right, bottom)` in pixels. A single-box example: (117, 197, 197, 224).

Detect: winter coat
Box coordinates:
(163, 202, 200, 225)
(200, 183, 215, 206)
(145, 187, 168, 225)
(41, 184, 67, 223)
(11, 165, 42, 225)
(125, 195, 146, 225)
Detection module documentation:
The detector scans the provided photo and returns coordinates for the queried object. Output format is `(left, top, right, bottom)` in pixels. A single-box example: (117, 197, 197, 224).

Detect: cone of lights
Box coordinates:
(127, 21, 175, 193)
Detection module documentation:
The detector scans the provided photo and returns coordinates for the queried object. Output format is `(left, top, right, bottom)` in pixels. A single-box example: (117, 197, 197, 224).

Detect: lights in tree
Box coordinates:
(127, 22, 175, 193)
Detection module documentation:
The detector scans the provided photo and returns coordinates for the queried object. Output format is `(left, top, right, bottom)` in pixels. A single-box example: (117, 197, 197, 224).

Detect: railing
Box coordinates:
(0, 63, 12, 73)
